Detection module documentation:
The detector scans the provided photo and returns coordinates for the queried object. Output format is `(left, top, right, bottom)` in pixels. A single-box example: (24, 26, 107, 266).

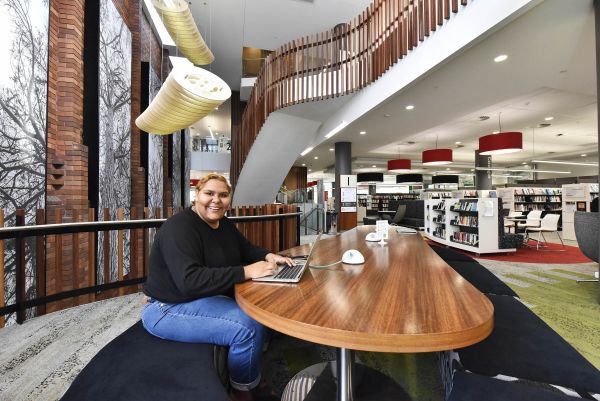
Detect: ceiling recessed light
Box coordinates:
(372, 165, 377, 168)
(544, 116, 554, 121)
(329, 148, 334, 151)
(302, 163, 306, 166)
(308, 169, 312, 172)
(522, 162, 527, 165)
(384, 114, 391, 118)
(455, 141, 462, 145)
(581, 154, 587, 157)
(314, 156, 319, 159)
(405, 105, 414, 110)
(359, 131, 367, 135)
(494, 54, 508, 63)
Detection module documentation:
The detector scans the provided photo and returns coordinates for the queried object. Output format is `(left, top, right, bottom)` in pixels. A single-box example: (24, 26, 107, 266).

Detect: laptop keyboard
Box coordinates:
(274, 264, 304, 280)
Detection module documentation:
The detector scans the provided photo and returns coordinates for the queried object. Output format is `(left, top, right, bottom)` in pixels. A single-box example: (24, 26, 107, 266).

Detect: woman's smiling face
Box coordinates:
(194, 179, 231, 228)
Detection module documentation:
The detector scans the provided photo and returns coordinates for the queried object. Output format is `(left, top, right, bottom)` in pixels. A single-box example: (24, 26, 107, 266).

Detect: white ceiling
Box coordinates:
(185, 0, 598, 178)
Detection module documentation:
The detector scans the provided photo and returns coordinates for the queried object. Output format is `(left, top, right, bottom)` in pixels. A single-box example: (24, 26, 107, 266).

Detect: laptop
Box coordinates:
(253, 234, 321, 283)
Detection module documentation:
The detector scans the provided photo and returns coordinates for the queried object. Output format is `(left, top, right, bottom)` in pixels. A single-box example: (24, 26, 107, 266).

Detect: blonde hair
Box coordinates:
(195, 173, 232, 194)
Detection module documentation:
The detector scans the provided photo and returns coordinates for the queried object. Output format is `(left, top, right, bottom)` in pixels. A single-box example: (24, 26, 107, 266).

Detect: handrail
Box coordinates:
(0, 210, 301, 324)
(232, 0, 471, 189)
(0, 213, 301, 239)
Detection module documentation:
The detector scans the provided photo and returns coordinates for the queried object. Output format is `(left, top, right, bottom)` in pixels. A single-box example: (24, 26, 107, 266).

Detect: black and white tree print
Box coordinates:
(97, 0, 132, 283)
(184, 128, 191, 207)
(147, 67, 163, 220)
(0, 0, 48, 323)
(172, 131, 182, 210)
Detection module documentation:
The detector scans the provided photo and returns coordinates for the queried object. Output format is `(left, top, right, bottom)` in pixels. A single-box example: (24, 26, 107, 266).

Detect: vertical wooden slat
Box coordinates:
(72, 209, 80, 306)
(15, 209, 26, 323)
(143, 207, 150, 278)
(55, 209, 63, 294)
(0, 209, 4, 328)
(88, 208, 96, 303)
(431, 0, 437, 31)
(424, 0, 430, 37)
(452, 0, 458, 13)
(35, 209, 45, 316)
(130, 206, 138, 281)
(102, 208, 110, 283)
(325, 32, 329, 98)
(444, 0, 451, 19)
(167, 207, 173, 218)
(437, 0, 443, 26)
(117, 208, 124, 296)
(418, 0, 424, 41)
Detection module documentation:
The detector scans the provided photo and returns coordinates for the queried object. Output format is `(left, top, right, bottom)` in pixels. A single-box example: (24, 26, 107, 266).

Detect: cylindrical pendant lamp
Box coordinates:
(422, 149, 453, 165)
(478, 132, 523, 155)
(357, 172, 384, 183)
(396, 174, 423, 184)
(136, 65, 231, 135)
(152, 0, 215, 65)
(432, 175, 459, 184)
(387, 159, 411, 172)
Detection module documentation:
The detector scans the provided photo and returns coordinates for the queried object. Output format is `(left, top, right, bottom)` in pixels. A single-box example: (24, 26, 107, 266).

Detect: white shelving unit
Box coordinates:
(424, 198, 515, 255)
(561, 183, 599, 240)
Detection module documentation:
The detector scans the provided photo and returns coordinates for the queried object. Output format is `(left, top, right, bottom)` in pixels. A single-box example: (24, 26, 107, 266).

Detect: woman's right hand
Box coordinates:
(243, 261, 278, 279)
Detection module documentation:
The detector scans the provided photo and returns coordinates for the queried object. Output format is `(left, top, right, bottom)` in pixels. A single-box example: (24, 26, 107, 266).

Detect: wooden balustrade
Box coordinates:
(232, 0, 471, 190)
(0, 205, 299, 324)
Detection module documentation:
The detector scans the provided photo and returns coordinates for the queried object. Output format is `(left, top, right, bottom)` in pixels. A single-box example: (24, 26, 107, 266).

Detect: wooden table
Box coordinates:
(235, 226, 494, 400)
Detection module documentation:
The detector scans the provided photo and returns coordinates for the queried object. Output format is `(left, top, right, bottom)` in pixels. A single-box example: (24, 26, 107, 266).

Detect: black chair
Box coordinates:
(574, 212, 599, 298)
(60, 321, 229, 401)
(444, 294, 600, 398)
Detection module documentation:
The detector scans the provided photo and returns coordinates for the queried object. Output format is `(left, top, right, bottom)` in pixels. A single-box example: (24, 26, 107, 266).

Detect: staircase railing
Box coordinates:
(231, 0, 471, 189)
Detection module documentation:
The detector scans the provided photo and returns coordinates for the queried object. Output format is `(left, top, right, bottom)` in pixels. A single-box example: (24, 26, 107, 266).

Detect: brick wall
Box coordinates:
(43, 0, 159, 312)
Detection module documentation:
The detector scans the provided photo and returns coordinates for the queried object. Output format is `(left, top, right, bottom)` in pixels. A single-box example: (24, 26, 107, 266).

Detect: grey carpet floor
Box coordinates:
(0, 293, 143, 401)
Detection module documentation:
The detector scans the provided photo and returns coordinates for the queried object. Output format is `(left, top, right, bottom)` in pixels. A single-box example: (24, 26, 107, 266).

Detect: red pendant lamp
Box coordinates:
(479, 112, 523, 155)
(387, 159, 411, 172)
(479, 131, 523, 155)
(422, 148, 453, 165)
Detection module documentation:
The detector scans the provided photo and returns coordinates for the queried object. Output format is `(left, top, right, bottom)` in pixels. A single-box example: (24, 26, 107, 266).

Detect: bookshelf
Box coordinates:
(496, 187, 562, 214)
(561, 183, 599, 240)
(358, 193, 419, 211)
(423, 190, 453, 200)
(424, 198, 514, 254)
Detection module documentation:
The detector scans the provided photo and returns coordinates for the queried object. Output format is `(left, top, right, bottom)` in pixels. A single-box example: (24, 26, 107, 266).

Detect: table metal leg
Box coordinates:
(336, 348, 355, 401)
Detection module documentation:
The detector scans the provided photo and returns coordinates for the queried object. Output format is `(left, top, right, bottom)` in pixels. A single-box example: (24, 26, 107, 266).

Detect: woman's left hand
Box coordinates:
(266, 253, 294, 266)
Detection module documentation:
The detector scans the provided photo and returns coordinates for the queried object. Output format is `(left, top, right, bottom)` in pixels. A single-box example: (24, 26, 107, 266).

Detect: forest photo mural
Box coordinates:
(172, 131, 182, 210)
(97, 0, 132, 283)
(147, 67, 163, 218)
(0, 0, 49, 323)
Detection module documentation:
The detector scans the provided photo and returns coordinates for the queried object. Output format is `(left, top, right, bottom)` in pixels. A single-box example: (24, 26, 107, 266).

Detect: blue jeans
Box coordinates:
(141, 295, 266, 391)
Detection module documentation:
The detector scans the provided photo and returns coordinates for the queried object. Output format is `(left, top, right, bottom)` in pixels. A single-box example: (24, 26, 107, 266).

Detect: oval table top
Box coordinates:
(235, 226, 494, 353)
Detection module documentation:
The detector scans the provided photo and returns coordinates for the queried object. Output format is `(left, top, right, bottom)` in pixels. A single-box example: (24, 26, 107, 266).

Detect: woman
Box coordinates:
(142, 173, 292, 401)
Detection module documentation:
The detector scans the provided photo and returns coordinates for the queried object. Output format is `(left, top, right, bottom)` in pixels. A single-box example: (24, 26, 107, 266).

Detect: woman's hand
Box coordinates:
(243, 261, 278, 279)
(265, 253, 294, 267)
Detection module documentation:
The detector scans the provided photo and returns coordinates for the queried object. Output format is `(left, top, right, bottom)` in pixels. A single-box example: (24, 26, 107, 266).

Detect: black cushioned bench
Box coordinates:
(429, 245, 518, 297)
(60, 321, 229, 401)
(448, 371, 587, 401)
(442, 294, 600, 400)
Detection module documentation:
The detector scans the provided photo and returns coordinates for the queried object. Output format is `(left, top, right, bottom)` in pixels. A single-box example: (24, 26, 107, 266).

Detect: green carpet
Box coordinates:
(505, 269, 600, 369)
